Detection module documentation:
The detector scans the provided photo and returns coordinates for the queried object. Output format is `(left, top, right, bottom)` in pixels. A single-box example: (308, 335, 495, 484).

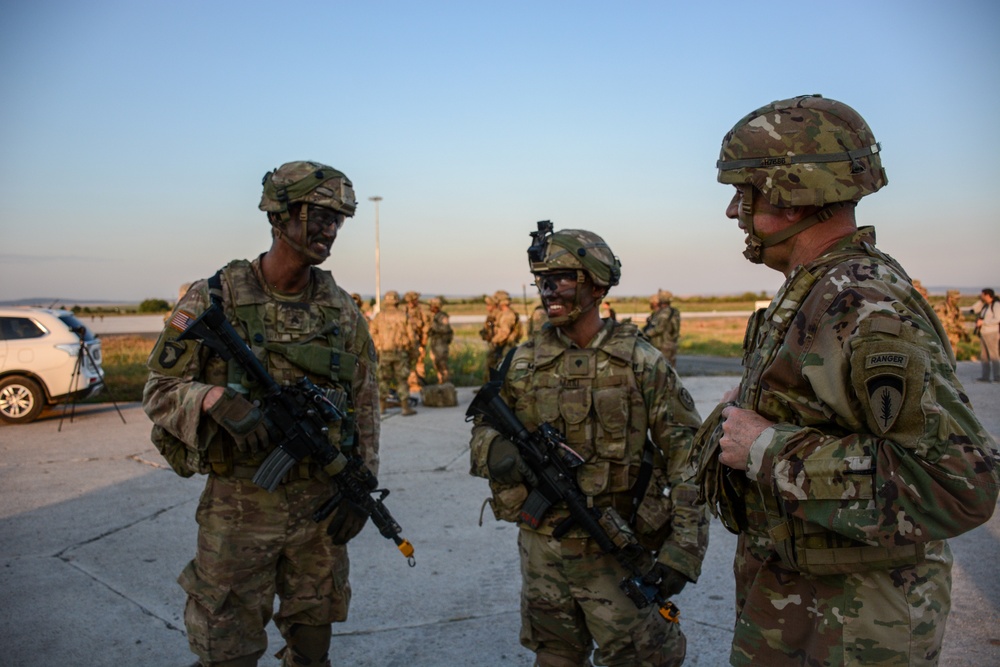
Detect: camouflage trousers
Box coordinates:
(178, 475, 351, 664)
(428, 340, 450, 383)
(518, 529, 686, 667)
(658, 342, 677, 368)
(730, 533, 953, 666)
(408, 345, 427, 393)
(377, 350, 410, 403)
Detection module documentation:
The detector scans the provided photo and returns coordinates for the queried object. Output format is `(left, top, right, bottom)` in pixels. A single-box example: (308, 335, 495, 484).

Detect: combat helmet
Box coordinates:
(383, 290, 400, 306)
(259, 160, 357, 262)
(717, 95, 887, 263)
(527, 220, 621, 326)
(493, 290, 511, 305)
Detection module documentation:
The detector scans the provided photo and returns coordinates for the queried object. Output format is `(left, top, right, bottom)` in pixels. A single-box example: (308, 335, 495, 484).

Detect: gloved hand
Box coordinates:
(487, 437, 537, 486)
(326, 499, 370, 545)
(207, 387, 270, 455)
(641, 562, 689, 599)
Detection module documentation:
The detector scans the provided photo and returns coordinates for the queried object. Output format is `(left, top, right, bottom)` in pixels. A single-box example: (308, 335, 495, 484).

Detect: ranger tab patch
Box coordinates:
(866, 373, 905, 434)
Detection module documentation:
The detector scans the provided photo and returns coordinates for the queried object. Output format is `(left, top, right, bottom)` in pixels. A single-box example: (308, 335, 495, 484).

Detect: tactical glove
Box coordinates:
(641, 562, 689, 599)
(326, 498, 370, 545)
(207, 387, 270, 455)
(487, 437, 537, 486)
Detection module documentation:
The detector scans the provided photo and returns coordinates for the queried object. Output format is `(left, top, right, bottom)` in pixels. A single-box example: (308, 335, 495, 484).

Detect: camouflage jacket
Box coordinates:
(405, 304, 431, 347)
(643, 305, 680, 348)
(470, 319, 709, 581)
(370, 305, 414, 354)
(143, 257, 381, 477)
(698, 227, 998, 574)
(427, 310, 453, 345)
(490, 307, 521, 348)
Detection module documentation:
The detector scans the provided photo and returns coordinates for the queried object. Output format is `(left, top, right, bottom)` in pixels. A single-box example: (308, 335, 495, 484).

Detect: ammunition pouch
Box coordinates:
(150, 424, 210, 477)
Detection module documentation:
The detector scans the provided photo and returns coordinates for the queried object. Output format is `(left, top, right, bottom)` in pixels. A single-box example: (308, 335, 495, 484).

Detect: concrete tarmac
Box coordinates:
(1, 363, 997, 666)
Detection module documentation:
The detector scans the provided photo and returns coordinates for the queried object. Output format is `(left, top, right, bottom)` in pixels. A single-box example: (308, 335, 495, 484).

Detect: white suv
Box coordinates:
(0, 307, 105, 424)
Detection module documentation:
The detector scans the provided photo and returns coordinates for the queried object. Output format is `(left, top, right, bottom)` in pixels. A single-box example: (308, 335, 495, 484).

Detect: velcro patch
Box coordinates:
(168, 309, 195, 333)
(158, 340, 188, 369)
(865, 352, 908, 369)
(866, 374, 905, 434)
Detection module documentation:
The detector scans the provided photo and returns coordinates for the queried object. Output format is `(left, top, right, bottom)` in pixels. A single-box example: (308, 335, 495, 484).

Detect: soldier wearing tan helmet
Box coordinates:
(144, 160, 380, 667)
(469, 221, 707, 666)
(370, 290, 417, 416)
(402, 291, 431, 395)
(488, 289, 522, 371)
(696, 95, 999, 665)
(643, 289, 681, 367)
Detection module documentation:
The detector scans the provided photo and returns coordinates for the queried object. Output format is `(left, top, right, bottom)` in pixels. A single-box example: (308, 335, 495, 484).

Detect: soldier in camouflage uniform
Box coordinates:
(350, 292, 369, 321)
(489, 290, 522, 369)
(426, 297, 453, 384)
(480, 295, 498, 382)
(938, 289, 970, 352)
(643, 290, 681, 367)
(470, 226, 708, 667)
(403, 291, 431, 395)
(370, 291, 417, 416)
(527, 302, 549, 337)
(143, 161, 380, 667)
(696, 95, 1000, 666)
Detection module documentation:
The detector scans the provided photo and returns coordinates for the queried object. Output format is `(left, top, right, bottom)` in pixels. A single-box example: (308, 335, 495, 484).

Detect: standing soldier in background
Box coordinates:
(938, 289, 970, 352)
(489, 290, 522, 369)
(404, 291, 430, 396)
(370, 291, 416, 416)
(601, 300, 617, 321)
(144, 160, 380, 667)
(911, 279, 929, 300)
(470, 225, 707, 667)
(643, 290, 681, 367)
(698, 94, 999, 666)
(480, 295, 497, 380)
(426, 297, 453, 384)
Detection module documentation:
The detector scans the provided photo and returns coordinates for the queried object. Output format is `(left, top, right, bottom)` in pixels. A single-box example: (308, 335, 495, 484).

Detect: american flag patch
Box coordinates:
(169, 310, 194, 333)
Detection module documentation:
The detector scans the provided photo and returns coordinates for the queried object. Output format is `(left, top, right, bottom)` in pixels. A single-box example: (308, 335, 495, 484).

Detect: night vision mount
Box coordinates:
(528, 220, 554, 264)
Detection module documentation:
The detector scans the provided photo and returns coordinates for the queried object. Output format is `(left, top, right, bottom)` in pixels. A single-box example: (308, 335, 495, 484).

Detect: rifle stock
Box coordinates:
(178, 304, 415, 566)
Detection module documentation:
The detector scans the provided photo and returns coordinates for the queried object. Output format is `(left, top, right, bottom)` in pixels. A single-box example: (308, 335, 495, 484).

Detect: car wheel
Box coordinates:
(0, 376, 46, 424)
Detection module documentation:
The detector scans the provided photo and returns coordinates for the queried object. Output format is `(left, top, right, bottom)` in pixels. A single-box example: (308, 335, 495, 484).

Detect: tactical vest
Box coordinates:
(514, 324, 648, 529)
(737, 237, 927, 574)
(205, 259, 359, 475)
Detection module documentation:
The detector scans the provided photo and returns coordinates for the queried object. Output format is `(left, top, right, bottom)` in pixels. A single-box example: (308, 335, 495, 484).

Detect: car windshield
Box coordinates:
(58, 313, 97, 341)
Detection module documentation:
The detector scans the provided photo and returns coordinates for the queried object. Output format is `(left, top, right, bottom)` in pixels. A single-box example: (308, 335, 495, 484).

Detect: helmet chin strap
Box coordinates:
(544, 270, 600, 327)
(740, 188, 847, 264)
(270, 203, 326, 263)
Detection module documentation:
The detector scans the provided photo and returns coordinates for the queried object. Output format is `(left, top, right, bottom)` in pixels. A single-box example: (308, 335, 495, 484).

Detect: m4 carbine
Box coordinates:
(467, 380, 678, 622)
(178, 304, 415, 566)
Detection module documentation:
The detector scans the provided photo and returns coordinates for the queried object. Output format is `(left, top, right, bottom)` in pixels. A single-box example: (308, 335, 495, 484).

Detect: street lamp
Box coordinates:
(369, 195, 383, 313)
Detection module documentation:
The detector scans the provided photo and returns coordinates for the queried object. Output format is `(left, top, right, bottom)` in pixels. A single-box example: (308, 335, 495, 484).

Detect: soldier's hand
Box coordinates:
(487, 437, 538, 486)
(641, 562, 689, 599)
(326, 498, 369, 545)
(719, 405, 773, 471)
(206, 387, 270, 455)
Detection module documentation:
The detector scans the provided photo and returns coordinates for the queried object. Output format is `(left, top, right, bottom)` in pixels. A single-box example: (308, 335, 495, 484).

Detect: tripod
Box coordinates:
(58, 334, 126, 431)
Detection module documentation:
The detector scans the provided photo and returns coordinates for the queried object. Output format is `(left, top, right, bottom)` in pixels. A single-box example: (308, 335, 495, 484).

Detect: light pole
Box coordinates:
(369, 195, 383, 314)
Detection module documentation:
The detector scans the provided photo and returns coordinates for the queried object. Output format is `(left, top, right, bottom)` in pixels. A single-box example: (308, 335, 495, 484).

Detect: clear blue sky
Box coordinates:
(2, 0, 997, 304)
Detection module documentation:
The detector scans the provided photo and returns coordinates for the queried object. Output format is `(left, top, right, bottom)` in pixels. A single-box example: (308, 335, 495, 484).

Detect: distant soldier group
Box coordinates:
(480, 290, 523, 377)
(368, 290, 454, 415)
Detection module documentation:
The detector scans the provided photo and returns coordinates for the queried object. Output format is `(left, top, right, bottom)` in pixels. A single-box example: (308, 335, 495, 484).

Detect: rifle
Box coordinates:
(178, 304, 415, 566)
(466, 381, 679, 622)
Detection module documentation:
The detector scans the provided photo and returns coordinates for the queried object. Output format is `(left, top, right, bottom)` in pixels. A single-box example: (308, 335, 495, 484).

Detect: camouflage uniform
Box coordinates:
(701, 95, 1000, 666)
(937, 289, 970, 352)
(480, 296, 498, 382)
(370, 291, 416, 415)
(404, 291, 431, 394)
(643, 291, 680, 367)
(144, 259, 379, 666)
(426, 297, 453, 384)
(489, 290, 523, 370)
(471, 226, 708, 667)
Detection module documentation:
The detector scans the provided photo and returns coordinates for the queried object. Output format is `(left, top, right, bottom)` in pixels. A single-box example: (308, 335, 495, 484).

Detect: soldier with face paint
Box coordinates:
(696, 95, 1000, 666)
(144, 161, 380, 667)
(469, 222, 708, 667)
